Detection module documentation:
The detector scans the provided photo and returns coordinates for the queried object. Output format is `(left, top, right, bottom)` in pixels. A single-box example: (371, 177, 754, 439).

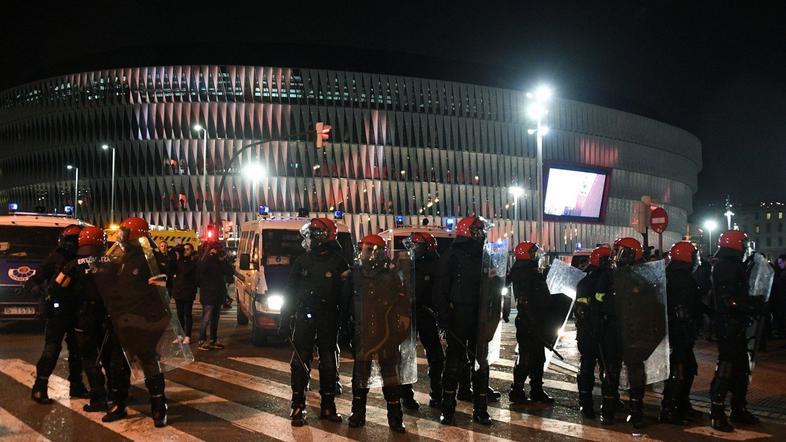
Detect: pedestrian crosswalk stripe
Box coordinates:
(180, 361, 516, 442)
(164, 380, 352, 441)
(683, 425, 773, 440)
(1, 359, 204, 442)
(228, 356, 647, 442)
(0, 405, 51, 442)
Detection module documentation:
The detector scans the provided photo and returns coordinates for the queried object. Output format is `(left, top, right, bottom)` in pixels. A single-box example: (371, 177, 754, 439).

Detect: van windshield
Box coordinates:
(0, 226, 62, 260)
(393, 235, 454, 254)
(260, 229, 355, 265)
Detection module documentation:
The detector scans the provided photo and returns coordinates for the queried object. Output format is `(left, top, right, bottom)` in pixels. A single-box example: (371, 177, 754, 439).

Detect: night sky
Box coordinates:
(2, 1, 784, 218)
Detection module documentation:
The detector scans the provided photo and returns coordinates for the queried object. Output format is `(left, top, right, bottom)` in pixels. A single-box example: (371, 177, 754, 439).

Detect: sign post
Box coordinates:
(650, 207, 669, 256)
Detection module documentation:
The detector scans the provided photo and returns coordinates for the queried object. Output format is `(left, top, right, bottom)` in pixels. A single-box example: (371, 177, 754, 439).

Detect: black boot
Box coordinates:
(627, 398, 644, 429)
(31, 377, 53, 404)
(659, 380, 682, 425)
(600, 396, 616, 425)
(472, 394, 492, 426)
(348, 388, 368, 428)
(440, 390, 457, 425)
(319, 393, 342, 423)
(428, 359, 444, 408)
(383, 386, 406, 433)
(145, 375, 168, 428)
(102, 402, 128, 422)
(457, 385, 473, 402)
(509, 384, 528, 404)
(70, 381, 90, 399)
(290, 393, 307, 427)
(730, 408, 760, 425)
(530, 385, 555, 405)
(83, 390, 108, 412)
(711, 402, 733, 432)
(487, 386, 501, 402)
(400, 384, 420, 410)
(579, 393, 595, 418)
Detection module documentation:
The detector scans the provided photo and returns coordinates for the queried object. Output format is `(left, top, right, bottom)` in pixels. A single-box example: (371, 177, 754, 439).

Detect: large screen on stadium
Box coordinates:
(543, 164, 611, 222)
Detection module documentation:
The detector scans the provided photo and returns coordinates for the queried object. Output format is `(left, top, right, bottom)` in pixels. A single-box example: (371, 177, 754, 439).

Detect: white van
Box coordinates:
(0, 213, 90, 321)
(234, 217, 355, 346)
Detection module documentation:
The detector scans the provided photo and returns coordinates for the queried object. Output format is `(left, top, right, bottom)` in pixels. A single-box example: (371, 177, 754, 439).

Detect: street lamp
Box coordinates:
(704, 219, 718, 255)
(508, 185, 525, 244)
(193, 124, 208, 227)
(101, 144, 116, 225)
(242, 162, 267, 214)
(66, 165, 78, 219)
(525, 83, 553, 247)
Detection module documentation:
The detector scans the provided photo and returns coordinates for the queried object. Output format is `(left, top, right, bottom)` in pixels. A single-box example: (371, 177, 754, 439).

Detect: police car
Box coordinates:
(0, 213, 89, 321)
(234, 212, 354, 346)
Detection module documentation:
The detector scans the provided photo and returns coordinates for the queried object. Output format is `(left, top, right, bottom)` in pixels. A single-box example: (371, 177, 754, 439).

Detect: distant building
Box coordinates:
(735, 202, 786, 258)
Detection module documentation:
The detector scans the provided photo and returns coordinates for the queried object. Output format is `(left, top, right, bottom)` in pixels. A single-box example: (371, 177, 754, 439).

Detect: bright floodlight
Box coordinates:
(540, 125, 550, 136)
(101, 144, 109, 150)
(534, 85, 553, 101)
(242, 162, 266, 182)
(509, 186, 525, 199)
(527, 102, 547, 120)
(193, 124, 204, 131)
(66, 165, 74, 170)
(704, 219, 718, 231)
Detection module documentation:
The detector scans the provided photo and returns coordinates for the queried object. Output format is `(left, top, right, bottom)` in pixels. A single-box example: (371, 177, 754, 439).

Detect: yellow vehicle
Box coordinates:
(105, 226, 201, 250)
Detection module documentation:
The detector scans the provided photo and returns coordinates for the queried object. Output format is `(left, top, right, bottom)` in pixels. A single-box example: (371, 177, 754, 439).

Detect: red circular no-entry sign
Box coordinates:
(650, 207, 669, 234)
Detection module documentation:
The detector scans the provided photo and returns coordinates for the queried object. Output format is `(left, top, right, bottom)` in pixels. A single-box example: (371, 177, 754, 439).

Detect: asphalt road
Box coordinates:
(1, 302, 784, 441)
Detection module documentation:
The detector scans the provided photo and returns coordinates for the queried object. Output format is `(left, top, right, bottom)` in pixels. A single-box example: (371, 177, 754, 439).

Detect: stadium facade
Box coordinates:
(0, 66, 701, 253)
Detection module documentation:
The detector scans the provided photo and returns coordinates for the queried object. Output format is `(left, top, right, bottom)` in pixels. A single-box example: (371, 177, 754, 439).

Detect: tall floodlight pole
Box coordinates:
(526, 85, 553, 247)
(704, 219, 718, 256)
(509, 185, 524, 245)
(193, 124, 208, 227)
(67, 165, 79, 219)
(101, 144, 116, 225)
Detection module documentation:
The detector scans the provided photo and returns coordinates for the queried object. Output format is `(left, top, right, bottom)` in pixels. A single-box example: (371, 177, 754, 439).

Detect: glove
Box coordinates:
(278, 315, 294, 340)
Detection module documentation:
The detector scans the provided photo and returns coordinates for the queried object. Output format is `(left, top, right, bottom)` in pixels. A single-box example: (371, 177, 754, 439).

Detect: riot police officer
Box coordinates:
(433, 215, 493, 426)
(400, 231, 444, 409)
(97, 217, 168, 427)
(63, 226, 111, 412)
(30, 224, 88, 404)
(507, 241, 555, 405)
(279, 218, 349, 427)
(346, 234, 410, 433)
(660, 241, 701, 424)
(575, 244, 612, 418)
(710, 230, 761, 432)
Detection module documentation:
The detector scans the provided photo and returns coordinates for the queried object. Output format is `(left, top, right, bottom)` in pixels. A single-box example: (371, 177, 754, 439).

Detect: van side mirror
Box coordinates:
(239, 253, 251, 270)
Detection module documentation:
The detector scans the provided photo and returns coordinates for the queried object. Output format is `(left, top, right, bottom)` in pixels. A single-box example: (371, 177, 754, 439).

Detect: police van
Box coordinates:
(234, 215, 354, 346)
(0, 213, 89, 321)
(377, 222, 456, 258)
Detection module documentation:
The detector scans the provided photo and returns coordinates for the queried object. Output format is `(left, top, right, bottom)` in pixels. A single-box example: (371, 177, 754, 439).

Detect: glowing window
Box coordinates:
(766, 212, 772, 220)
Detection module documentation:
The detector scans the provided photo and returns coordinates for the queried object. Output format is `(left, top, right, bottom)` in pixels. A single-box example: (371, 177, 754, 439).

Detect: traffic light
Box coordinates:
(205, 224, 218, 240)
(315, 122, 331, 148)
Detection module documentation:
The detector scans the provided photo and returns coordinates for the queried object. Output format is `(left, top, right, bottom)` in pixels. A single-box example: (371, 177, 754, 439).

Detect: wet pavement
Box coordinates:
(1, 303, 785, 441)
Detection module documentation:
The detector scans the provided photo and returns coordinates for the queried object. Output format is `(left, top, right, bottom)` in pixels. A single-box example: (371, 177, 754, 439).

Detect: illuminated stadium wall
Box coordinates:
(0, 66, 701, 253)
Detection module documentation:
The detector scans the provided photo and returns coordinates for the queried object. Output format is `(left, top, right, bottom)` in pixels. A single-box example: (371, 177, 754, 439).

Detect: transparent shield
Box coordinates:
(96, 238, 194, 382)
(352, 253, 416, 389)
(614, 260, 670, 389)
(747, 253, 775, 369)
(544, 259, 585, 370)
(477, 240, 509, 367)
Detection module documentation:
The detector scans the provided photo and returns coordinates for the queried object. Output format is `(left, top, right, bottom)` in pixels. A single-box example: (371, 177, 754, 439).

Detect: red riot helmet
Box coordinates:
(514, 241, 539, 261)
(359, 234, 387, 269)
(119, 217, 150, 242)
(300, 218, 338, 250)
(613, 237, 643, 265)
(670, 241, 698, 264)
(718, 230, 748, 253)
(455, 215, 489, 242)
(590, 244, 612, 268)
(78, 226, 105, 248)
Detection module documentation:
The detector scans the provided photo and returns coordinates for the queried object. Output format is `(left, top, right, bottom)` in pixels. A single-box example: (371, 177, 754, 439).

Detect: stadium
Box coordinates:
(0, 66, 701, 253)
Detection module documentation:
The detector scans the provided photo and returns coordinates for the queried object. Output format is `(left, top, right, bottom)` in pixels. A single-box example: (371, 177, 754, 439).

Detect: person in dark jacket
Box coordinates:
(574, 244, 612, 418)
(400, 231, 444, 409)
(197, 241, 233, 350)
(30, 224, 89, 404)
(433, 215, 493, 426)
(506, 241, 554, 405)
(279, 218, 349, 426)
(660, 241, 702, 424)
(709, 230, 762, 432)
(172, 243, 197, 343)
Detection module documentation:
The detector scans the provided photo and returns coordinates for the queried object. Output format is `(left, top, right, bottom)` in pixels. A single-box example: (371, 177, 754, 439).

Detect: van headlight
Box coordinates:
(266, 294, 285, 312)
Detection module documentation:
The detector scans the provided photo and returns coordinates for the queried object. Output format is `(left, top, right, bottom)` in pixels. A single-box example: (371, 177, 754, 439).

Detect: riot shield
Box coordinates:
(351, 253, 417, 389)
(747, 253, 775, 369)
(543, 259, 586, 370)
(96, 237, 194, 381)
(476, 240, 509, 368)
(613, 260, 669, 389)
